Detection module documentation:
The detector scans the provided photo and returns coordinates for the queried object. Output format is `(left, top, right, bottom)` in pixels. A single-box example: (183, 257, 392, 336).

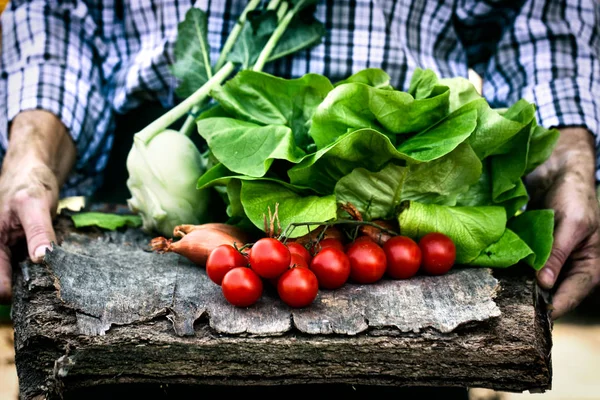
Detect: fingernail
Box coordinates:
(538, 268, 555, 289)
(34, 245, 50, 261)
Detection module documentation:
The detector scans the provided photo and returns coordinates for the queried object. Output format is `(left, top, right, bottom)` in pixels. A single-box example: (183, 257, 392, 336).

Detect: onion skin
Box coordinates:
(293, 226, 344, 247)
(359, 220, 398, 246)
(151, 227, 246, 266)
(173, 223, 250, 242)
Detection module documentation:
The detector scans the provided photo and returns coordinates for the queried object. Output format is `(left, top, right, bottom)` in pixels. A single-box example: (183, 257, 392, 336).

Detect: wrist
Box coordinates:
(4, 110, 76, 185)
(534, 127, 596, 181)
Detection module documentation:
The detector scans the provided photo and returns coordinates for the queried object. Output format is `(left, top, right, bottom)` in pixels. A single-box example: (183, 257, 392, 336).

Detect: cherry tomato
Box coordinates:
(418, 232, 456, 275)
(277, 267, 319, 308)
(312, 237, 345, 254)
(289, 253, 309, 269)
(221, 267, 263, 307)
(383, 236, 422, 279)
(287, 242, 312, 264)
(309, 247, 351, 289)
(344, 235, 373, 252)
(346, 241, 387, 284)
(249, 238, 291, 279)
(206, 244, 248, 285)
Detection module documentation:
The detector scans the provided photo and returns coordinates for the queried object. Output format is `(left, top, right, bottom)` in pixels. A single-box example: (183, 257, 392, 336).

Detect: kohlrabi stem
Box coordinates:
(253, 1, 294, 72)
(276, 1, 289, 20)
(135, 61, 235, 145)
(179, 0, 264, 136)
(214, 0, 263, 72)
(267, 0, 282, 10)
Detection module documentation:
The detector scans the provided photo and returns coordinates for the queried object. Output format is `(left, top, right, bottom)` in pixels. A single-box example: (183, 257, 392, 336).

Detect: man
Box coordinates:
(1, 0, 599, 319)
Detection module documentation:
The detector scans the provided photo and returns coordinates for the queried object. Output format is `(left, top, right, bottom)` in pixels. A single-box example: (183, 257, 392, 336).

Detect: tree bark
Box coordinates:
(11, 217, 552, 399)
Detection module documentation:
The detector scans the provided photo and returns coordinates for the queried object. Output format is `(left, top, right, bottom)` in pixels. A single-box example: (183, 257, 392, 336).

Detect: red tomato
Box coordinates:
(419, 232, 456, 275)
(383, 236, 422, 279)
(289, 253, 309, 269)
(287, 242, 312, 264)
(309, 247, 351, 289)
(268, 253, 309, 287)
(221, 267, 263, 307)
(277, 267, 319, 308)
(313, 237, 344, 253)
(346, 241, 387, 284)
(344, 235, 373, 252)
(206, 244, 248, 285)
(249, 238, 291, 279)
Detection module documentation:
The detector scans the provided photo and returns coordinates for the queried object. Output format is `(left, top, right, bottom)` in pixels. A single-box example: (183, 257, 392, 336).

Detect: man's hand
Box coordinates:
(526, 127, 600, 319)
(0, 111, 75, 303)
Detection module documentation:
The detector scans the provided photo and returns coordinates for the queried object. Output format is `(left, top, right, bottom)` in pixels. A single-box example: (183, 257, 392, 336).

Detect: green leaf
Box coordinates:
(525, 125, 560, 175)
(228, 10, 278, 69)
(334, 68, 393, 89)
(197, 118, 305, 177)
(309, 77, 450, 149)
(456, 160, 493, 207)
(268, 11, 325, 62)
(438, 76, 482, 113)
(289, 128, 408, 194)
(401, 142, 482, 205)
(407, 68, 440, 99)
(334, 143, 481, 220)
(468, 229, 534, 268)
(335, 163, 409, 221)
(210, 71, 333, 149)
(197, 162, 312, 192)
(397, 201, 506, 264)
(395, 109, 478, 162)
(240, 180, 337, 238)
(171, 8, 212, 98)
(71, 212, 142, 231)
(507, 209, 555, 270)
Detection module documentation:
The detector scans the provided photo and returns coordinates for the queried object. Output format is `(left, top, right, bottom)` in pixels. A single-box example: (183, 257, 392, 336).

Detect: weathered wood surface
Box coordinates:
(11, 218, 553, 399)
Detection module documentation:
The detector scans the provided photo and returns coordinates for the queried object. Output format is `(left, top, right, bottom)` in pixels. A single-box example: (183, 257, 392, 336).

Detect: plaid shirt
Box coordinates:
(2, 0, 600, 196)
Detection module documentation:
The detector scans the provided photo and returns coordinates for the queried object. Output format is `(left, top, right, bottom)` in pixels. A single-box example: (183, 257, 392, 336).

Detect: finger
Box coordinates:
(0, 244, 12, 303)
(15, 196, 56, 263)
(537, 220, 581, 290)
(550, 259, 600, 320)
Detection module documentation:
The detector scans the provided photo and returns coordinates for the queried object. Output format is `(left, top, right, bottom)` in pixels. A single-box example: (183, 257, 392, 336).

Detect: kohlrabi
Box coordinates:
(126, 130, 210, 237)
(125, 0, 324, 237)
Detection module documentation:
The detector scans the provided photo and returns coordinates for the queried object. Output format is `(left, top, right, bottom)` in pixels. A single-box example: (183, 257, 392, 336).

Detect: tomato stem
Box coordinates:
(281, 219, 400, 241)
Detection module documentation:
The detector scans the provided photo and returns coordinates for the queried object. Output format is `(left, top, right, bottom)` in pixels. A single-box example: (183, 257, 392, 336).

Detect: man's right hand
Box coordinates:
(0, 110, 75, 303)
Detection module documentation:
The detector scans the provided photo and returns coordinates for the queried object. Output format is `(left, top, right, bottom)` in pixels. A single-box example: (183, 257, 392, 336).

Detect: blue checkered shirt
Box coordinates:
(2, 0, 599, 195)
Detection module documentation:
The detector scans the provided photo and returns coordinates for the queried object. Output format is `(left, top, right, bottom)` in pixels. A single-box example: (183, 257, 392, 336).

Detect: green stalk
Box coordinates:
(179, 0, 264, 136)
(135, 61, 235, 145)
(276, 1, 289, 20)
(214, 0, 263, 71)
(253, 1, 295, 72)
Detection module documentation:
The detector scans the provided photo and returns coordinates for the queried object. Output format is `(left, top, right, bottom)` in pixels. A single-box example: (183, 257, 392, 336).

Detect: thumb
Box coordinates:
(15, 196, 56, 263)
(537, 220, 579, 289)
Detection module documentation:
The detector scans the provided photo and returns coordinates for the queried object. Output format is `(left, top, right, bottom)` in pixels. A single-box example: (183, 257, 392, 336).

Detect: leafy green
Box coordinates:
(268, 10, 325, 62)
(197, 118, 305, 177)
(171, 8, 212, 98)
(335, 143, 481, 220)
(309, 75, 450, 148)
(525, 124, 560, 175)
(468, 229, 534, 268)
(288, 128, 407, 194)
(209, 71, 333, 149)
(240, 180, 337, 238)
(395, 109, 477, 162)
(397, 201, 507, 264)
(71, 212, 142, 231)
(334, 68, 393, 89)
(508, 209, 555, 270)
(227, 10, 279, 69)
(197, 162, 311, 192)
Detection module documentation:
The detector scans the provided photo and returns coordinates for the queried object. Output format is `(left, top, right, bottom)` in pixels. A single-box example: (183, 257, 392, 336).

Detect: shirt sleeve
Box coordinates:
(1, 0, 115, 195)
(477, 0, 600, 138)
